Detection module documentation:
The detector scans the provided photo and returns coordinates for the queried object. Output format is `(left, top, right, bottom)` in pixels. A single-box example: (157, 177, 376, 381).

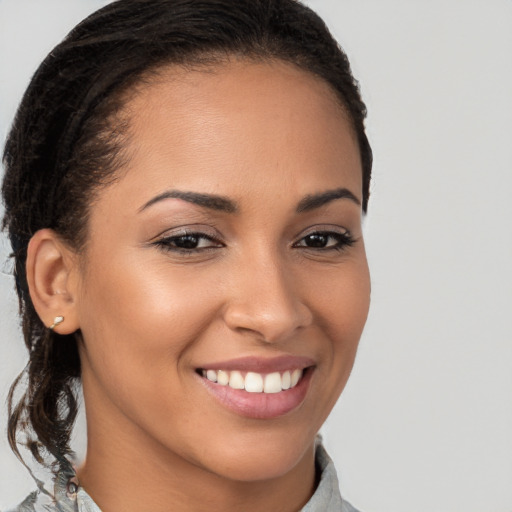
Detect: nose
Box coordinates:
(222, 253, 313, 343)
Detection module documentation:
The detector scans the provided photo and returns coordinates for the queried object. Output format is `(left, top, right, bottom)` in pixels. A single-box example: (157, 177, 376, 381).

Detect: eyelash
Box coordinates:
(153, 231, 222, 254)
(153, 229, 355, 255)
(292, 230, 356, 252)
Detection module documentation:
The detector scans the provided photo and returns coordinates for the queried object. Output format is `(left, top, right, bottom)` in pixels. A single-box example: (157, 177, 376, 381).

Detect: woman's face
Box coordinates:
(73, 59, 370, 482)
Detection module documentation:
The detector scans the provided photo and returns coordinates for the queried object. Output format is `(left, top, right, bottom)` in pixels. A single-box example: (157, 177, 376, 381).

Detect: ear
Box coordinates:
(26, 229, 81, 334)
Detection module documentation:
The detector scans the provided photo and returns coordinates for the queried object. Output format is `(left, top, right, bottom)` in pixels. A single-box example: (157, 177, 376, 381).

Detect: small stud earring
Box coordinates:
(49, 316, 65, 330)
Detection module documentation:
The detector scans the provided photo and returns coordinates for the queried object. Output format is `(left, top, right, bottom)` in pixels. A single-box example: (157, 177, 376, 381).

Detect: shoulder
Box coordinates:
(2, 488, 81, 512)
(3, 486, 97, 512)
(2, 490, 55, 512)
(2, 463, 101, 512)
(2, 467, 79, 512)
(301, 440, 362, 512)
(341, 500, 362, 512)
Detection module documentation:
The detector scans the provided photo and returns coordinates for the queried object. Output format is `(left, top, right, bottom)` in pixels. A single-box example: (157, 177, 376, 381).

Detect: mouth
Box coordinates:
(195, 356, 315, 419)
(197, 368, 306, 393)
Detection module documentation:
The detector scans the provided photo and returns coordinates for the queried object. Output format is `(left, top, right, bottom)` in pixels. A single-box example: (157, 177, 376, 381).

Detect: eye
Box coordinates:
(153, 232, 223, 253)
(293, 230, 355, 251)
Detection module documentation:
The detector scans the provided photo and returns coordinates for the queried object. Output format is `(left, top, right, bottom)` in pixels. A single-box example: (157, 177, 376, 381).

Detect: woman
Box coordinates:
(1, 0, 372, 511)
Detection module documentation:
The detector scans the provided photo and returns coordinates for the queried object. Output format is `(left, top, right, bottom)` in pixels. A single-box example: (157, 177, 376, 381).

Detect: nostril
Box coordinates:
(223, 302, 313, 345)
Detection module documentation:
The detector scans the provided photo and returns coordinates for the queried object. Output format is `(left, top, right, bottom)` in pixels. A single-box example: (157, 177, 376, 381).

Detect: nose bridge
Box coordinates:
(223, 244, 312, 342)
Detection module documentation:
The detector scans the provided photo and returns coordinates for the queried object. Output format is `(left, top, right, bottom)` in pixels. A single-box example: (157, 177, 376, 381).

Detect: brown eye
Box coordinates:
(172, 235, 201, 249)
(294, 231, 355, 251)
(154, 232, 223, 253)
(303, 234, 329, 248)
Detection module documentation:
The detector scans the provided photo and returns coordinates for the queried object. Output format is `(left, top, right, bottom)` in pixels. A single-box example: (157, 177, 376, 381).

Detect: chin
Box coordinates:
(193, 428, 316, 483)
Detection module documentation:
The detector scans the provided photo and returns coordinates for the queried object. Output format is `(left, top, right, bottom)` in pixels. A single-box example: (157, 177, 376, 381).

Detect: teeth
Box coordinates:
(217, 370, 229, 386)
(282, 370, 291, 390)
(245, 372, 264, 393)
(206, 369, 217, 382)
(291, 369, 302, 387)
(229, 370, 245, 389)
(202, 368, 305, 393)
(264, 372, 282, 393)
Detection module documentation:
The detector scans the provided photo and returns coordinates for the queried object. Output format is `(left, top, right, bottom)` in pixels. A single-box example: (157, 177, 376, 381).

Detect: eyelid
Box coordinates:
(149, 224, 222, 242)
(292, 224, 356, 252)
(152, 234, 223, 258)
(294, 224, 351, 240)
(146, 222, 227, 257)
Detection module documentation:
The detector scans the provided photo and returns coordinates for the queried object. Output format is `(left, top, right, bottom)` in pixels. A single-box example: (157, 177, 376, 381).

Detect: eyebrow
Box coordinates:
(296, 188, 361, 212)
(139, 190, 238, 213)
(139, 186, 360, 215)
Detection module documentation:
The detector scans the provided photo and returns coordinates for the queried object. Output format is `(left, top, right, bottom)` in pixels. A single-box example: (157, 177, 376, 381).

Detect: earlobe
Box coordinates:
(26, 229, 80, 334)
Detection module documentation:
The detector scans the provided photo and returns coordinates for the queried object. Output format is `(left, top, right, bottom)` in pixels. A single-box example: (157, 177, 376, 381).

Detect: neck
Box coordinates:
(78, 434, 316, 512)
(77, 392, 317, 512)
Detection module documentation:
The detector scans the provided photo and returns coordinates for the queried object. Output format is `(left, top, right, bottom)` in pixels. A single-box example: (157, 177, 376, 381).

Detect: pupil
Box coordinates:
(176, 235, 199, 249)
(306, 234, 328, 247)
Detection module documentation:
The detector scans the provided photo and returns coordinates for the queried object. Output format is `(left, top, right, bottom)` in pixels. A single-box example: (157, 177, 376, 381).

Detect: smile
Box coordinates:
(201, 368, 304, 393)
(196, 356, 315, 419)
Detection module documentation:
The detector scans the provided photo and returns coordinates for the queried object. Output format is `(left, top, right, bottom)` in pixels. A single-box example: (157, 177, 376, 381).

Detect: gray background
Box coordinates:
(1, 1, 511, 510)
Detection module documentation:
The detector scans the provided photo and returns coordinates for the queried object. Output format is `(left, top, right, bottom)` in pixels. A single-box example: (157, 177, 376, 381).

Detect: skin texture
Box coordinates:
(28, 59, 370, 512)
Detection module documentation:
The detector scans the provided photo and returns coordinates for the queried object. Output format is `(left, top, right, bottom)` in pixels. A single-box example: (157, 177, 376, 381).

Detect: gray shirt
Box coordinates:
(4, 444, 360, 512)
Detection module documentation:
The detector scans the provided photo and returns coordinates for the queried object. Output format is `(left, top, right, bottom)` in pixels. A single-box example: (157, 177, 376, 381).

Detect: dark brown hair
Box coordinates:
(2, 0, 372, 471)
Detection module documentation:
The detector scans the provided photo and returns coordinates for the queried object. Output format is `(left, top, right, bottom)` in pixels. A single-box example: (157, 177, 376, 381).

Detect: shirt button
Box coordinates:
(67, 479, 78, 499)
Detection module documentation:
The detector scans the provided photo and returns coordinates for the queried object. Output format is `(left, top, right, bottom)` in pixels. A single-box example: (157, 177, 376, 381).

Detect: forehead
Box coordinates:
(106, 59, 362, 209)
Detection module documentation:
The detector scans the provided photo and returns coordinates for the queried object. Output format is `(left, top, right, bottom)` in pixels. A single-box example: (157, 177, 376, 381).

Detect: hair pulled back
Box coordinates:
(2, 0, 372, 471)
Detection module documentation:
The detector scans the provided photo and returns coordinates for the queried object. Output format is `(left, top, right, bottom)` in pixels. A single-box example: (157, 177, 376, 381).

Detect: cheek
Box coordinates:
(306, 253, 370, 386)
(311, 254, 370, 342)
(76, 251, 222, 403)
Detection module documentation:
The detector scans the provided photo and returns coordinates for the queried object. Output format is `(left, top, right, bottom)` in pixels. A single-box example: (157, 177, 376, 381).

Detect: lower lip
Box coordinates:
(198, 368, 313, 419)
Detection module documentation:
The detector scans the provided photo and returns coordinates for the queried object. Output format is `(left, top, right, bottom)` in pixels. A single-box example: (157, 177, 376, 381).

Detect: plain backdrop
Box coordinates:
(1, 1, 511, 511)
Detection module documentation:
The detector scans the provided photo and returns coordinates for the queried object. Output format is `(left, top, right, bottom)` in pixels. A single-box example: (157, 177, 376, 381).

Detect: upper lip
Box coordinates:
(196, 355, 315, 373)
